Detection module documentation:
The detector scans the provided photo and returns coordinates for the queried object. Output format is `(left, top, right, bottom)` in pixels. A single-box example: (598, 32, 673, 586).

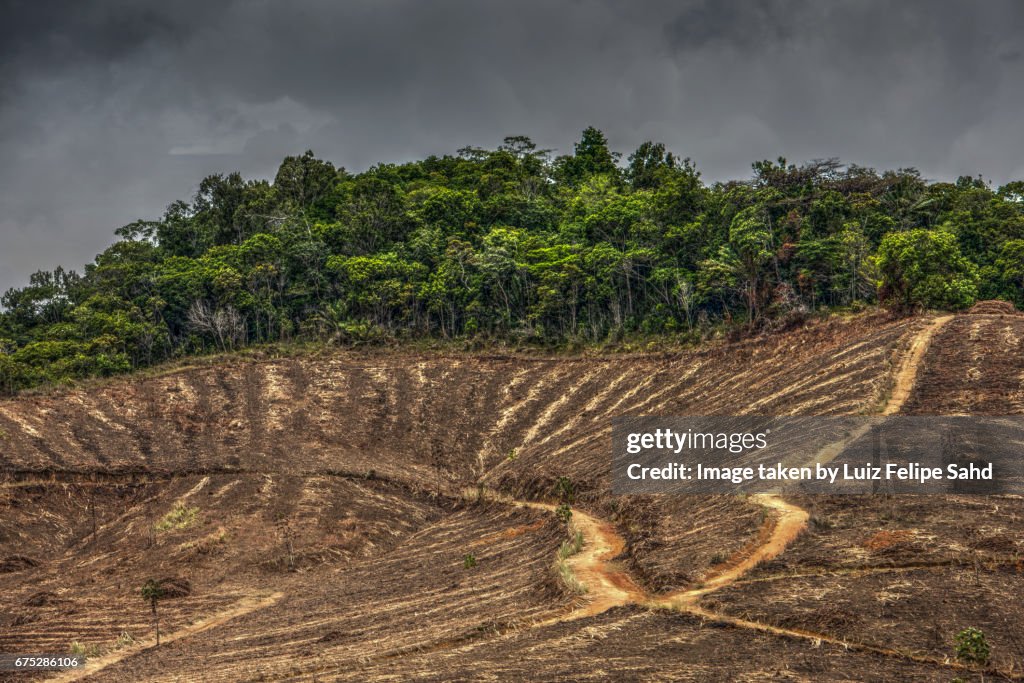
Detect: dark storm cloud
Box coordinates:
(2, 0, 1023, 293)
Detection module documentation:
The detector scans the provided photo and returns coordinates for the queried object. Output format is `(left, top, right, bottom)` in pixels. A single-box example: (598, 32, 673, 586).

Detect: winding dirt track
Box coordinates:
(667, 493, 809, 605)
(524, 493, 811, 613)
(499, 313, 999, 677)
(517, 491, 992, 677)
(534, 315, 955, 619)
(38, 314, 968, 680)
(525, 501, 645, 620)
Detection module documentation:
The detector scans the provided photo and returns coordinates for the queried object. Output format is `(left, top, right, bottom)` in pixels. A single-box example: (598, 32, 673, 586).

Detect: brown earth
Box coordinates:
(968, 299, 1019, 315)
(1, 309, 1023, 681)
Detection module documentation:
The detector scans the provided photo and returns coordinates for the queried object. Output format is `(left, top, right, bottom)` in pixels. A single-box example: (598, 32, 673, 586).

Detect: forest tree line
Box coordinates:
(2, 127, 1023, 393)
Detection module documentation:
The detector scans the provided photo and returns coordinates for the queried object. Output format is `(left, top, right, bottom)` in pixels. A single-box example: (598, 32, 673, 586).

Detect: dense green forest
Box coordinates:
(2, 127, 1024, 393)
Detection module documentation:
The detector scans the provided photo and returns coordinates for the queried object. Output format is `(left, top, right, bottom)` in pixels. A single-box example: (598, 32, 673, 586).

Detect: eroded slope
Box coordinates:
(6, 310, 1021, 681)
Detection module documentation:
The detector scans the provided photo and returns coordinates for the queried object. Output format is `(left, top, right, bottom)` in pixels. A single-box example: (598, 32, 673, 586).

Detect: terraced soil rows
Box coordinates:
(49, 504, 571, 683)
(688, 311, 1024, 678)
(2, 310, 1023, 680)
(394, 313, 1016, 679)
(903, 310, 1024, 414)
(50, 592, 284, 683)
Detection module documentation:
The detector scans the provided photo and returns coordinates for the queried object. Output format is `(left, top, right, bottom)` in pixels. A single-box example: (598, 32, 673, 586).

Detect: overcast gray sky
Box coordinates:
(2, 0, 1024, 294)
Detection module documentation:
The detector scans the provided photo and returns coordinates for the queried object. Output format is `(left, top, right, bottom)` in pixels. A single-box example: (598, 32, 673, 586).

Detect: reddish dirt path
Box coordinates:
(665, 493, 809, 606)
(39, 314, 967, 680)
(525, 501, 647, 620)
(477, 490, 807, 618)
(501, 489, 1007, 678)
(489, 313, 1011, 676)
(517, 317, 958, 620)
(469, 490, 648, 620)
(883, 314, 954, 415)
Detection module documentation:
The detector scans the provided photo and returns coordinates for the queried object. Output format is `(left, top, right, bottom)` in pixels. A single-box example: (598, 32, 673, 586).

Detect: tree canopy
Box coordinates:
(2, 129, 1022, 393)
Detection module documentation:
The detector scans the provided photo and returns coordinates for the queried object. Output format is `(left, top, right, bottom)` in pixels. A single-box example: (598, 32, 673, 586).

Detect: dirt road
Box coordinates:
(497, 314, 1001, 676)
(883, 315, 953, 415)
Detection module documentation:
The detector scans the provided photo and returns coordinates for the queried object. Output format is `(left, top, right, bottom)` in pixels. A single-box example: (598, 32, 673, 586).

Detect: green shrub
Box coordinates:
(555, 503, 572, 525)
(555, 476, 576, 504)
(954, 626, 991, 667)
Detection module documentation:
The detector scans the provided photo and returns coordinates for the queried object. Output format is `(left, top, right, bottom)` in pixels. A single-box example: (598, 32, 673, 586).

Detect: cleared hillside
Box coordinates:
(2, 310, 1023, 681)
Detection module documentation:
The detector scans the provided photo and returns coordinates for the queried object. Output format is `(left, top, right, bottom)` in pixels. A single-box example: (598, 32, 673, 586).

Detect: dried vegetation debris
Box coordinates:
(0, 311, 1023, 680)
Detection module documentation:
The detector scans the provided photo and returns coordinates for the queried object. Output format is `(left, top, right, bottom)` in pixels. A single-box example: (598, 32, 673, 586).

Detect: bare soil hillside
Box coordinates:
(2, 310, 1023, 681)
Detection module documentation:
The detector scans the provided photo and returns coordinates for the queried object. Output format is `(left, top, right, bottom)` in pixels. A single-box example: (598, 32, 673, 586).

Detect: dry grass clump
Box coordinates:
(155, 504, 199, 532)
